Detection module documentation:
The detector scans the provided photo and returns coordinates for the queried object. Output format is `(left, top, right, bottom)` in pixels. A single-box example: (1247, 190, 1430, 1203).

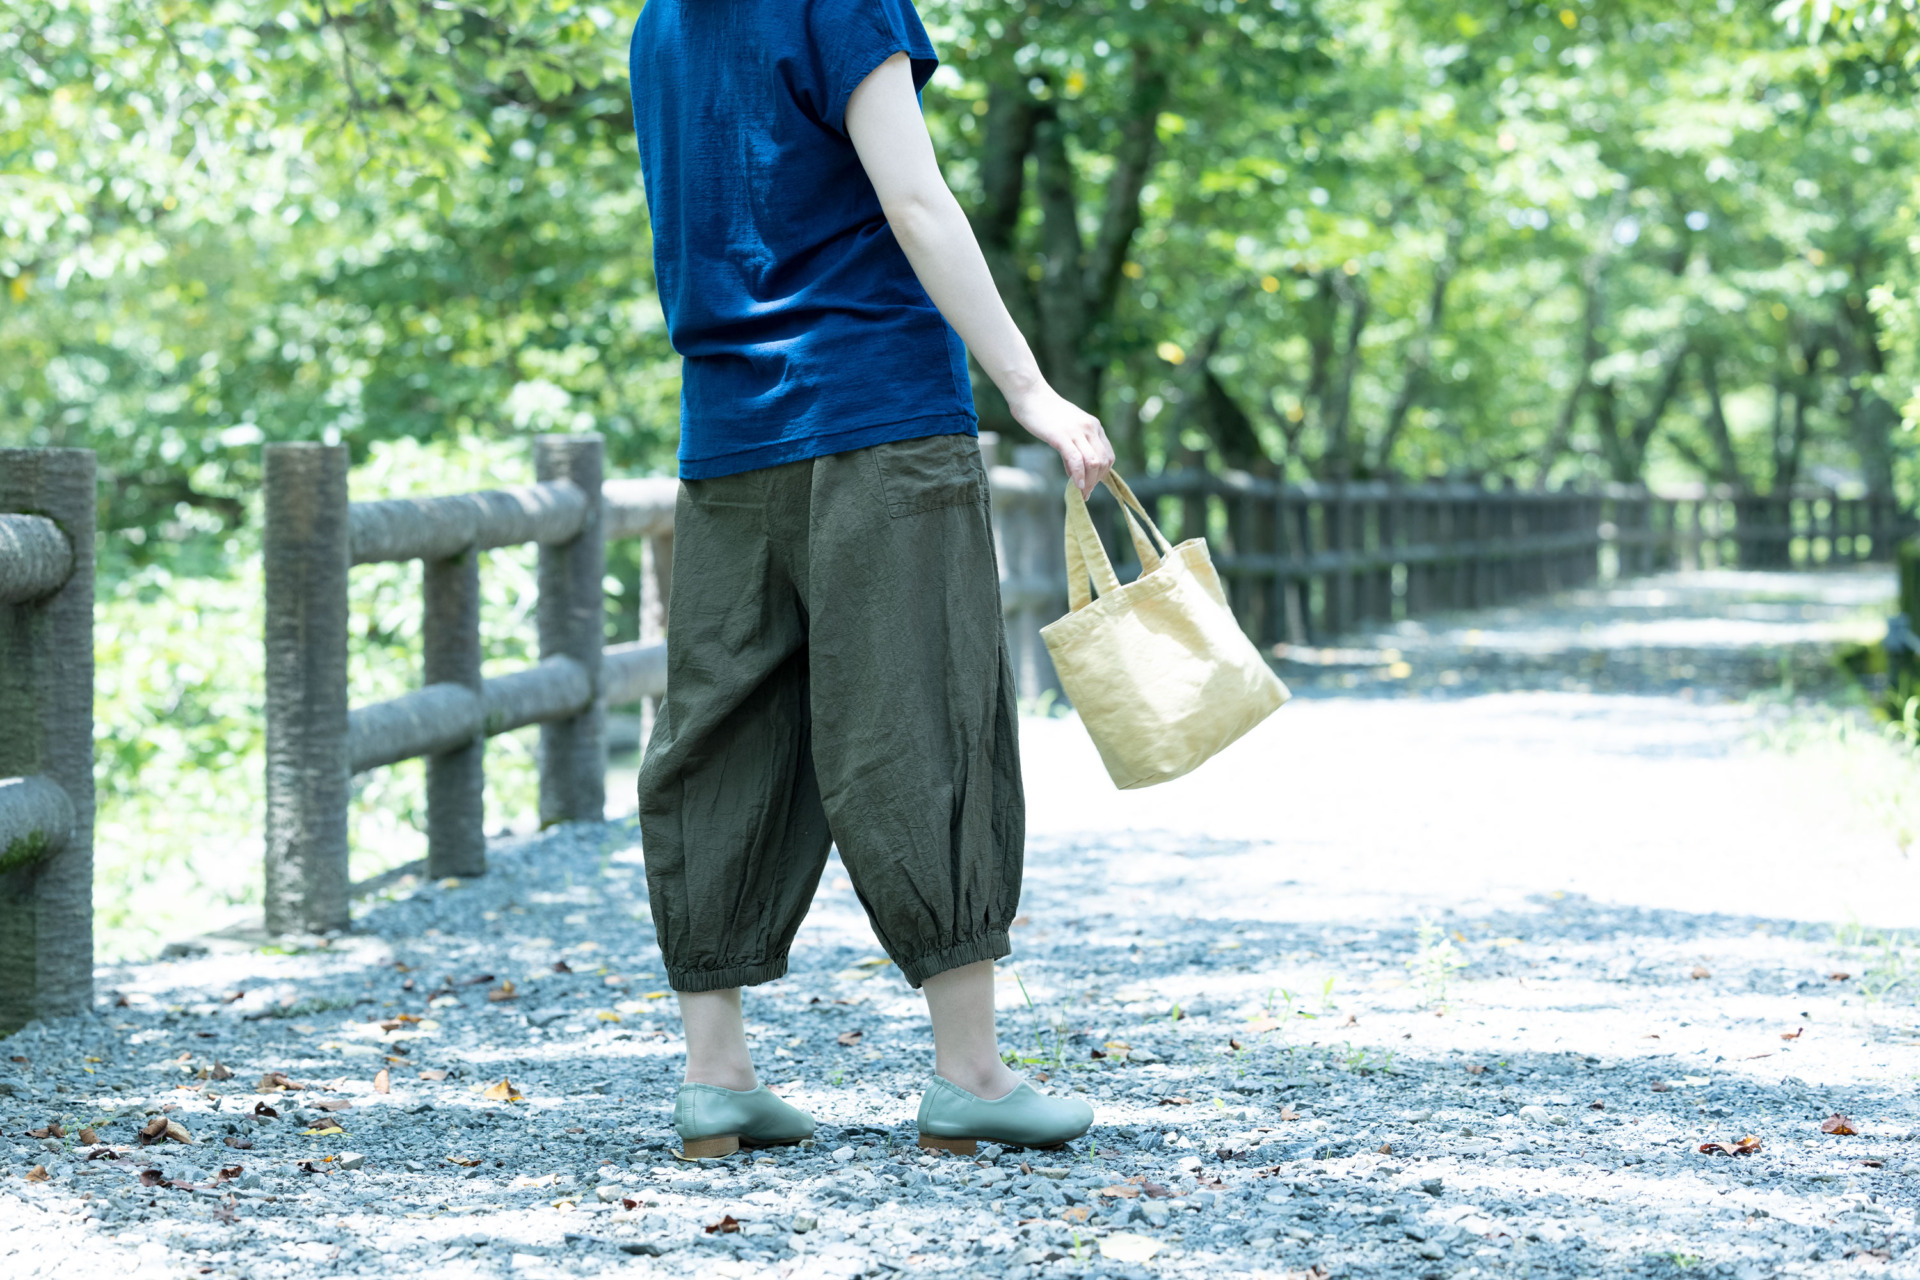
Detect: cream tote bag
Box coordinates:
(1040, 472, 1289, 789)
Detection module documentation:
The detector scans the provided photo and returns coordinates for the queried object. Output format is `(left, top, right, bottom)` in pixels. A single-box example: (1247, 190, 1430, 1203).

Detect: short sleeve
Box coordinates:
(805, 0, 940, 135)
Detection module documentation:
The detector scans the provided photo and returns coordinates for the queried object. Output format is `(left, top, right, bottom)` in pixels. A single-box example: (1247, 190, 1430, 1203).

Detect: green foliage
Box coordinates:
(1407, 920, 1467, 1010)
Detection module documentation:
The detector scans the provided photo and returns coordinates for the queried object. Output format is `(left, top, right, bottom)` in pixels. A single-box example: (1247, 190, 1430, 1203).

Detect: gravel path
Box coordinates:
(4, 567, 1918, 1280)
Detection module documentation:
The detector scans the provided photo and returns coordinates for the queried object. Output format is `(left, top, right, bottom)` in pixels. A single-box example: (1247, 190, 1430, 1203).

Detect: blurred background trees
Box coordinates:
(5, 0, 1918, 948)
(7, 0, 1920, 553)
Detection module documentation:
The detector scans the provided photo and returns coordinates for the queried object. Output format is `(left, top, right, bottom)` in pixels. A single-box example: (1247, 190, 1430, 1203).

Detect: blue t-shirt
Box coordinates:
(629, 0, 977, 480)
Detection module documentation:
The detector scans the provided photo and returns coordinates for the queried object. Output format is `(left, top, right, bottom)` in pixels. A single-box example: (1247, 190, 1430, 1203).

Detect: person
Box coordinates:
(628, 0, 1114, 1158)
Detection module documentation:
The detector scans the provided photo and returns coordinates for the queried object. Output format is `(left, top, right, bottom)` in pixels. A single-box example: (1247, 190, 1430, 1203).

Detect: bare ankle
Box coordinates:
(684, 1065, 758, 1091)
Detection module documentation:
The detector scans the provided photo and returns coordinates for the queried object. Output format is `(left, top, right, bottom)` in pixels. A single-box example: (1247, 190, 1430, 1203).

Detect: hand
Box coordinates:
(1009, 385, 1114, 497)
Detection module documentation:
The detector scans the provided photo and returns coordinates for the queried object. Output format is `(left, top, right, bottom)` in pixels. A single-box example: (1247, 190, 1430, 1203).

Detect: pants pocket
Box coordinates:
(873, 432, 988, 518)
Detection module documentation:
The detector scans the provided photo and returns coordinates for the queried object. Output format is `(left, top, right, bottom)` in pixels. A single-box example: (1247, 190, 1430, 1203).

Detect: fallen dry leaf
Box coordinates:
(1244, 1017, 1283, 1034)
(1096, 1183, 1142, 1199)
(1698, 1135, 1762, 1157)
(509, 1173, 559, 1189)
(1780, 1027, 1804, 1041)
(417, 1069, 449, 1082)
(138, 1168, 163, 1187)
(1279, 1104, 1300, 1122)
(26, 1124, 63, 1140)
(1690, 966, 1711, 980)
(24, 1165, 48, 1183)
(1828, 972, 1852, 982)
(310, 1099, 351, 1112)
(621, 1197, 640, 1211)
(445, 1156, 483, 1167)
(1464, 1064, 1486, 1075)
(256, 1072, 304, 1094)
(137, 1117, 169, 1146)
(1343, 1013, 1358, 1027)
(209, 1062, 234, 1081)
(217, 1165, 243, 1181)
(214, 1194, 237, 1225)
(77, 1127, 99, 1145)
(1228, 1038, 1245, 1052)
(252, 1101, 279, 1119)
(461, 973, 495, 986)
(1141, 1181, 1172, 1199)
(373, 1068, 390, 1095)
(1158, 1095, 1193, 1106)
(705, 1215, 742, 1235)
(1060, 1205, 1092, 1223)
(836, 1031, 863, 1047)
(1376, 1143, 1393, 1155)
(84, 1148, 119, 1162)
(487, 980, 517, 1003)
(1650, 1081, 1672, 1093)
(552, 960, 573, 974)
(1588, 1101, 1605, 1111)
(300, 1125, 345, 1137)
(482, 1078, 523, 1103)
(1821, 1114, 1857, 1136)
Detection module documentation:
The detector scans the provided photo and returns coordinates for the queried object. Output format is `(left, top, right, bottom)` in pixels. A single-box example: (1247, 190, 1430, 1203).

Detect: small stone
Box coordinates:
(596, 1184, 623, 1203)
(1416, 1243, 1445, 1260)
(793, 1215, 818, 1233)
(1518, 1105, 1550, 1124)
(337, 1152, 365, 1171)
(830, 1146, 854, 1163)
(1421, 1177, 1444, 1196)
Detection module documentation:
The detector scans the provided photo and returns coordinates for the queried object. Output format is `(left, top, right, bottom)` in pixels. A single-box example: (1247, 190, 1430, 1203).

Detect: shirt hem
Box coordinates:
(677, 411, 978, 480)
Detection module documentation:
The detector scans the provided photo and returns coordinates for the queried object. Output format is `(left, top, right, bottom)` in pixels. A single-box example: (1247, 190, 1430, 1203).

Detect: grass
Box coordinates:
(1833, 919, 1917, 1006)
(1407, 921, 1467, 1011)
(1750, 685, 1920, 859)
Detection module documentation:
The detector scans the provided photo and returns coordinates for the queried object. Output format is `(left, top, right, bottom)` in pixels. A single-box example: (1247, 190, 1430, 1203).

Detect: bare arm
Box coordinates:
(846, 52, 1113, 495)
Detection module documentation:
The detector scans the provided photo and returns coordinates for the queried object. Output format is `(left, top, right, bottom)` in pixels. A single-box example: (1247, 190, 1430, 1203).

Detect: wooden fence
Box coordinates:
(0, 448, 95, 1032)
(263, 437, 675, 935)
(250, 437, 1906, 934)
(1043, 473, 1906, 651)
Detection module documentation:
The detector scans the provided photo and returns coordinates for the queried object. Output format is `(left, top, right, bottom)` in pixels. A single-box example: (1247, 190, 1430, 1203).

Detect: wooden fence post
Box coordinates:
(263, 442, 351, 936)
(0, 448, 95, 1031)
(423, 546, 485, 878)
(1009, 444, 1066, 701)
(637, 528, 674, 756)
(536, 435, 606, 826)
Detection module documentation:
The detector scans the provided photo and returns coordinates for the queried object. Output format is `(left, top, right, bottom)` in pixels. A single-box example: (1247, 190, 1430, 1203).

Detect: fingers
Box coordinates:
(1058, 438, 1090, 496)
(1082, 415, 1114, 490)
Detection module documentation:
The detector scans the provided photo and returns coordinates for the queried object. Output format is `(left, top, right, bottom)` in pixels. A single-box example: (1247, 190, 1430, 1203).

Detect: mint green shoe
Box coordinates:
(673, 1083, 814, 1159)
(916, 1077, 1094, 1154)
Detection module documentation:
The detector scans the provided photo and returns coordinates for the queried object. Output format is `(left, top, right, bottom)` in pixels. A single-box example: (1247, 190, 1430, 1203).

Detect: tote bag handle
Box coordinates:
(1064, 471, 1179, 613)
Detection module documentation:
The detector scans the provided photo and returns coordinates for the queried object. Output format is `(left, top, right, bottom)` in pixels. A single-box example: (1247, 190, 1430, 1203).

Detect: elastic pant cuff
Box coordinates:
(668, 957, 790, 993)
(897, 930, 1012, 989)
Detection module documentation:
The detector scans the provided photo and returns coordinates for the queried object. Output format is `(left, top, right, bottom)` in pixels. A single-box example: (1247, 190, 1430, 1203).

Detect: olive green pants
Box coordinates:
(637, 432, 1024, 991)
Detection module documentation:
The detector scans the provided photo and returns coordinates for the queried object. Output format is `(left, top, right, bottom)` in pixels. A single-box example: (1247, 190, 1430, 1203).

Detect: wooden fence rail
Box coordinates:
(0, 448, 95, 1032)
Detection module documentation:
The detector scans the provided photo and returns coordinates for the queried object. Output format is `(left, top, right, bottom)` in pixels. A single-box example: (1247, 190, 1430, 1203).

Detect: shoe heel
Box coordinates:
(917, 1135, 977, 1155)
(681, 1135, 740, 1159)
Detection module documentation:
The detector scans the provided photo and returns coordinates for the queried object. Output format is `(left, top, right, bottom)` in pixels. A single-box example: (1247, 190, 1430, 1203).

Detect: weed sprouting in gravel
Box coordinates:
(1833, 919, 1915, 1006)
(1407, 921, 1467, 1011)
